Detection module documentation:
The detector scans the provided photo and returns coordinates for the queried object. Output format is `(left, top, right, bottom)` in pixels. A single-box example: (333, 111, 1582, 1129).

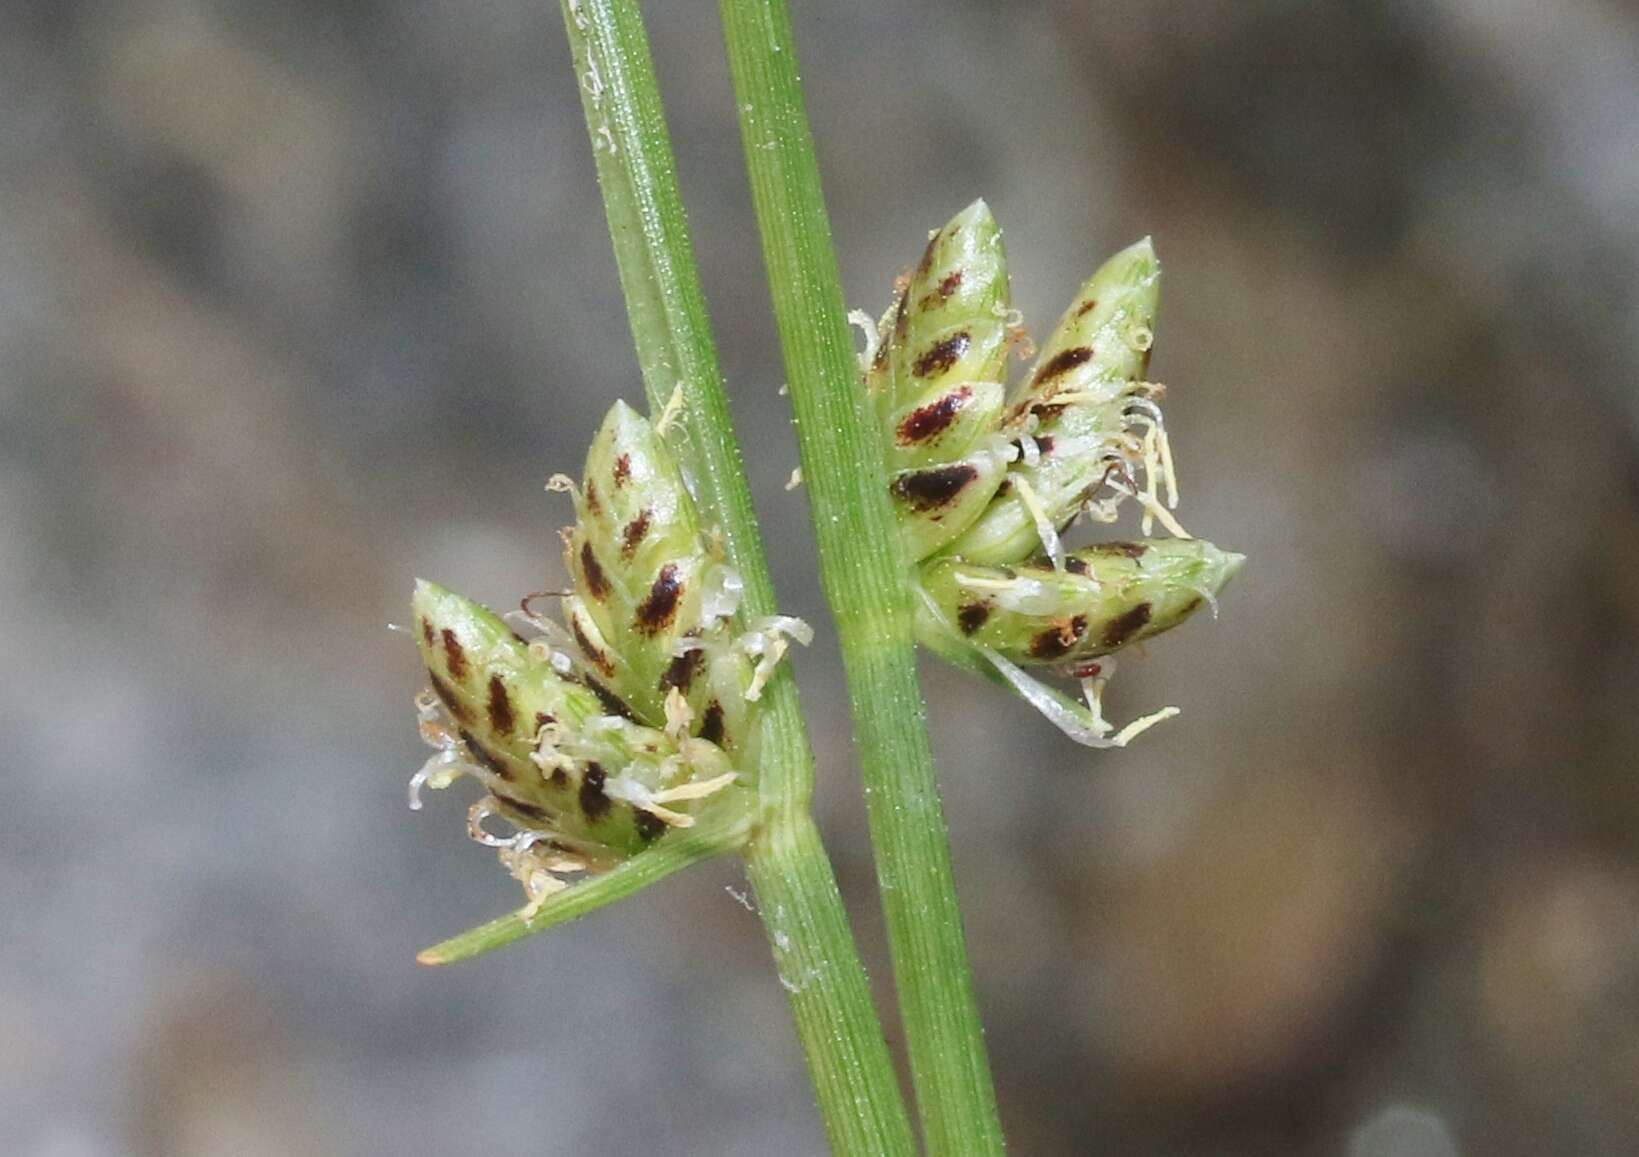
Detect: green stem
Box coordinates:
(718, 1, 1007, 1153)
(557, 3, 916, 1153)
(743, 816, 920, 1154)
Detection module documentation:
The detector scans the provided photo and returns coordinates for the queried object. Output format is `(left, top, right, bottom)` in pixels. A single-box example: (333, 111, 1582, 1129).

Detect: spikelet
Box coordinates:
(941, 238, 1172, 566)
(407, 399, 802, 929)
(915, 539, 1243, 671)
(859, 209, 1243, 746)
(866, 200, 1015, 561)
(564, 401, 758, 762)
(411, 580, 740, 861)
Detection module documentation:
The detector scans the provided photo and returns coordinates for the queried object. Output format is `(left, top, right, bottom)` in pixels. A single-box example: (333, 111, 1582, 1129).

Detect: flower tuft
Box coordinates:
(406, 398, 802, 916)
(858, 208, 1244, 744)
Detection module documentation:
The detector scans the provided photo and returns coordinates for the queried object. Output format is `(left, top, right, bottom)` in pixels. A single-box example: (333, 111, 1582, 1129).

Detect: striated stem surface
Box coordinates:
(718, 0, 1007, 1152)
(556, 3, 916, 1152)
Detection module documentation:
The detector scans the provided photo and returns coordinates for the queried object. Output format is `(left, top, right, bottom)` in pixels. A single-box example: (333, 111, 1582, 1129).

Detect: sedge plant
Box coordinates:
(400, 1, 1241, 1153)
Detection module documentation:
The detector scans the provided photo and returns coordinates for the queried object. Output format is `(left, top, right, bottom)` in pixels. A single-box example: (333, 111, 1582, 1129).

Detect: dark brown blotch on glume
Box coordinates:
(920, 269, 964, 311)
(1029, 615, 1088, 660)
(1034, 346, 1095, 384)
(579, 763, 612, 821)
(440, 628, 468, 680)
(896, 386, 970, 445)
(633, 564, 683, 635)
(1089, 541, 1148, 560)
(495, 793, 550, 823)
(659, 647, 704, 693)
(621, 510, 652, 558)
(419, 618, 435, 647)
(891, 464, 978, 512)
(699, 702, 726, 746)
(912, 331, 971, 378)
(1075, 297, 1099, 318)
(487, 675, 516, 735)
(579, 541, 610, 601)
(957, 602, 992, 635)
(1101, 602, 1152, 649)
(428, 673, 474, 723)
(916, 231, 940, 276)
(634, 808, 668, 843)
(458, 728, 514, 781)
(571, 617, 617, 677)
(584, 479, 601, 516)
(613, 454, 632, 487)
(587, 679, 637, 720)
(1064, 556, 1089, 576)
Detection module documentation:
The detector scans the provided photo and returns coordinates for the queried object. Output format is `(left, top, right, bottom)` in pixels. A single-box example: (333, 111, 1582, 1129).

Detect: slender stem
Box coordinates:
(556, 3, 916, 1153)
(743, 816, 920, 1155)
(558, 0, 806, 816)
(717, 1, 1007, 1152)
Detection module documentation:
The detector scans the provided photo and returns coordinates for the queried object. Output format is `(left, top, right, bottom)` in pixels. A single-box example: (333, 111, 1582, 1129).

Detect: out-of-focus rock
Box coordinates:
(1074, 761, 1422, 1098)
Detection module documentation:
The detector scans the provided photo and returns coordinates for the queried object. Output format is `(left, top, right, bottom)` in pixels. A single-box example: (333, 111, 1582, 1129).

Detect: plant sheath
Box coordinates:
(717, 0, 1007, 1152)
(556, 2, 916, 1153)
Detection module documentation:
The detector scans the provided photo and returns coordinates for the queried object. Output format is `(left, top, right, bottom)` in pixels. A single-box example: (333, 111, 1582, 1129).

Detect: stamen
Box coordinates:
(1106, 476, 1192, 539)
(969, 640, 1180, 749)
(1078, 668, 1114, 738)
(754, 614, 815, 645)
(1013, 476, 1066, 571)
(738, 615, 812, 701)
(1157, 421, 1179, 509)
(655, 381, 686, 435)
(1108, 707, 1181, 746)
(602, 775, 694, 828)
(651, 771, 739, 804)
(1140, 424, 1161, 535)
(743, 634, 785, 701)
(499, 843, 572, 920)
(663, 686, 694, 741)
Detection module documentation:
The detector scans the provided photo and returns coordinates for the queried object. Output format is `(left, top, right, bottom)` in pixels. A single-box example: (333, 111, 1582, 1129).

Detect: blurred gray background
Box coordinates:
(4, 1, 1638, 1154)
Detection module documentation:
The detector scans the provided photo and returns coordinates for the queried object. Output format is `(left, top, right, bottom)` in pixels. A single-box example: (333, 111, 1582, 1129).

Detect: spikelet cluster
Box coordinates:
(409, 401, 800, 913)
(862, 202, 1244, 745)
